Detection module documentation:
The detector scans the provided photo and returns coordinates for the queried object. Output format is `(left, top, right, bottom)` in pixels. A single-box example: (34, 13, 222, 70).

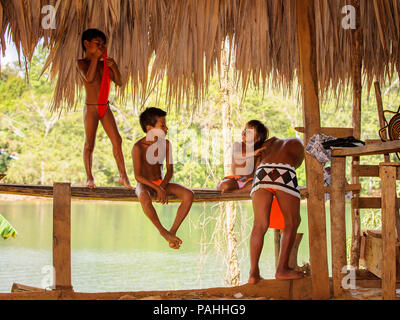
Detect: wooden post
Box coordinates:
(53, 182, 73, 291)
(380, 164, 397, 300)
(288, 233, 304, 270)
(350, 0, 363, 268)
(375, 82, 390, 162)
(330, 156, 347, 297)
(274, 229, 281, 269)
(375, 82, 400, 245)
(296, 0, 331, 299)
(221, 48, 240, 286)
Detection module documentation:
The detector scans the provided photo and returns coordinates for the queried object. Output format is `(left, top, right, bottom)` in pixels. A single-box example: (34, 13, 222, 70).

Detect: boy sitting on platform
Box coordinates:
(132, 108, 194, 249)
(217, 120, 268, 194)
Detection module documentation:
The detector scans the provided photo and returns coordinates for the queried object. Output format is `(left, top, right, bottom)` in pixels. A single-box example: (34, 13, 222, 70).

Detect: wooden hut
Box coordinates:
(1, 0, 400, 300)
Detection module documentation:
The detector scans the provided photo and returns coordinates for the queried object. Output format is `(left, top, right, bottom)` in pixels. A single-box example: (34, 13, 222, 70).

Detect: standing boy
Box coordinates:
(77, 29, 131, 189)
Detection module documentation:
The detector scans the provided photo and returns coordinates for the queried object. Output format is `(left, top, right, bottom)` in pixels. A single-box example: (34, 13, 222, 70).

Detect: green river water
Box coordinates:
(0, 199, 348, 293)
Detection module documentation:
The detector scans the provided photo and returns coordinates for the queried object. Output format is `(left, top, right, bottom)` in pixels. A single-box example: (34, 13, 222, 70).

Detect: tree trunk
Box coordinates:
(221, 48, 240, 287)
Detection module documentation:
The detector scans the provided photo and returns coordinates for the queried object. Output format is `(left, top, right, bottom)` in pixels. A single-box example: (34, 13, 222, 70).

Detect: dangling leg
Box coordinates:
(164, 183, 194, 248)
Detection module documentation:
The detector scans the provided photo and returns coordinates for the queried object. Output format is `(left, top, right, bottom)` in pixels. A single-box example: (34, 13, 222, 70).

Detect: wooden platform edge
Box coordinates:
(0, 277, 313, 300)
(0, 184, 363, 202)
(0, 184, 309, 202)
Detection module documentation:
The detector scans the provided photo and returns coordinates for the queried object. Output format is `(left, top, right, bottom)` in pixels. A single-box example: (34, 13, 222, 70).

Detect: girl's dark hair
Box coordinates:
(139, 107, 167, 133)
(247, 120, 269, 150)
(81, 29, 107, 52)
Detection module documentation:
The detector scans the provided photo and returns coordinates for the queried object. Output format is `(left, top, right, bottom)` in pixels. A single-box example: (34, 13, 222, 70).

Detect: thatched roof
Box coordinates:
(0, 0, 399, 112)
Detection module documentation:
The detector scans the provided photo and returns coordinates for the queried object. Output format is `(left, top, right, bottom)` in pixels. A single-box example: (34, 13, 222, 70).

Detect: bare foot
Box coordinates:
(160, 230, 182, 250)
(118, 176, 133, 190)
(248, 275, 264, 285)
(169, 235, 183, 249)
(86, 178, 96, 189)
(275, 269, 305, 280)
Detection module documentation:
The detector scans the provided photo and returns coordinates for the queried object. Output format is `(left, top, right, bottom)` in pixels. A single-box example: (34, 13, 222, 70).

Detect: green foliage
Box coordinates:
(361, 209, 382, 230)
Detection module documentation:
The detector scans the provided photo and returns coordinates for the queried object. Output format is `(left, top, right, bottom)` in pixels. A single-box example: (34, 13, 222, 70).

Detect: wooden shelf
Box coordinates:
(331, 140, 400, 157)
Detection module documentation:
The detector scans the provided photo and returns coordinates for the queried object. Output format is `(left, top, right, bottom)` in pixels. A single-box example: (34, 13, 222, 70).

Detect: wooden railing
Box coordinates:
(0, 180, 364, 297)
(330, 140, 400, 300)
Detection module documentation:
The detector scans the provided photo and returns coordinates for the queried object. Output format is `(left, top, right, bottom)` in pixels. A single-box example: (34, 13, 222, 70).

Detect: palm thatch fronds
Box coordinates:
(0, 0, 399, 112)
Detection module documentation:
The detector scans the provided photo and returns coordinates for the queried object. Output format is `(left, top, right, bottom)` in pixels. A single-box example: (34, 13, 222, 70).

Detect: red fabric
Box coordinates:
(98, 49, 111, 118)
(266, 189, 285, 230)
(152, 180, 163, 186)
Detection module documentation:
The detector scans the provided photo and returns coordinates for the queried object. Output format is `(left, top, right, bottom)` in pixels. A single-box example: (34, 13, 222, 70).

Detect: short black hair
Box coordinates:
(247, 120, 269, 150)
(139, 107, 167, 133)
(81, 29, 107, 52)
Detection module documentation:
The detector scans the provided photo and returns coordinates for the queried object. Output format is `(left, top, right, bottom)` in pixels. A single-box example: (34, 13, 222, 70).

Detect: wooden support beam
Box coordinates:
(274, 229, 281, 269)
(380, 164, 398, 300)
(288, 233, 304, 270)
(353, 165, 380, 177)
(374, 82, 391, 163)
(350, 0, 363, 269)
(274, 232, 304, 270)
(358, 197, 390, 210)
(296, 0, 330, 300)
(353, 164, 400, 179)
(331, 140, 400, 157)
(53, 183, 73, 292)
(330, 157, 347, 297)
(295, 127, 354, 138)
(351, 0, 362, 141)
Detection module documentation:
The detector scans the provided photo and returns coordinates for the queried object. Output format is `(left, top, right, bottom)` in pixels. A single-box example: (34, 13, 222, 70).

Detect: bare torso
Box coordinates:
(134, 137, 167, 181)
(260, 137, 304, 169)
(77, 59, 105, 104)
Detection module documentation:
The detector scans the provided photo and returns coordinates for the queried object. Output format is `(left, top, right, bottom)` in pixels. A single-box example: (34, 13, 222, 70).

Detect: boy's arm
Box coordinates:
(77, 57, 100, 83)
(160, 140, 173, 189)
(232, 142, 266, 161)
(132, 143, 164, 192)
(106, 58, 123, 87)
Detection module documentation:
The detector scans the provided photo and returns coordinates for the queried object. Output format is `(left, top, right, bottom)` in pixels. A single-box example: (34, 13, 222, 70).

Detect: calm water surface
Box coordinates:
(0, 199, 348, 293)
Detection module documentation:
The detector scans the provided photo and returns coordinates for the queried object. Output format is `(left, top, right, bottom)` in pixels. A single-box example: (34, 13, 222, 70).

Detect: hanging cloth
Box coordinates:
(97, 48, 111, 118)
